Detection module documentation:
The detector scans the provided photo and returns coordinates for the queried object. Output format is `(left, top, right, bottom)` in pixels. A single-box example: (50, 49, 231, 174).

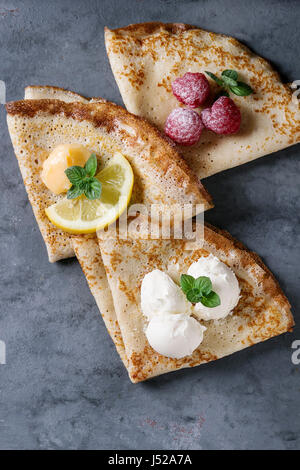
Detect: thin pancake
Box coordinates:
(25, 85, 97, 103)
(98, 223, 293, 383)
(15, 86, 103, 261)
(23, 88, 127, 365)
(6, 91, 212, 261)
(105, 22, 300, 178)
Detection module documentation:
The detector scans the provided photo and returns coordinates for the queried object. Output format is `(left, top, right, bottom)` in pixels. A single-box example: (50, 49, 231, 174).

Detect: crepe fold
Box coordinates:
(97, 223, 293, 382)
(15, 87, 127, 367)
(6, 86, 212, 262)
(68, 212, 294, 383)
(105, 22, 300, 179)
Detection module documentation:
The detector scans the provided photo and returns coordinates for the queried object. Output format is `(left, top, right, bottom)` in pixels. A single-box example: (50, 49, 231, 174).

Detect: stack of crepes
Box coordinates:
(6, 85, 214, 380)
(6, 22, 298, 382)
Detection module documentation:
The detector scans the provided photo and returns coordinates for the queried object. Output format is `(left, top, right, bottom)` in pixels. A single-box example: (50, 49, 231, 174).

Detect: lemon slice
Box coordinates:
(45, 152, 134, 233)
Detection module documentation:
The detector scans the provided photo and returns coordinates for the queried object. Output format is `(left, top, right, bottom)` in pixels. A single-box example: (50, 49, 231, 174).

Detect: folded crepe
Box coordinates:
(20, 87, 127, 365)
(97, 223, 293, 382)
(6, 86, 212, 261)
(105, 22, 300, 178)
(24, 85, 101, 103)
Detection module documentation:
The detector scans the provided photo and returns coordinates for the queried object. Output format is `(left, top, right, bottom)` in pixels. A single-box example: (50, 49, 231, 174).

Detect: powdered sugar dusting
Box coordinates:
(172, 72, 210, 108)
(165, 108, 204, 145)
(201, 96, 241, 135)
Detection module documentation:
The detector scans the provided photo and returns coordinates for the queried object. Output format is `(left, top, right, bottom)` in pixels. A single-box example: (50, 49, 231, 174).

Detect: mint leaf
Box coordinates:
(221, 75, 238, 87)
(222, 69, 238, 81)
(84, 153, 98, 177)
(67, 184, 84, 199)
(180, 273, 221, 308)
(64, 153, 102, 200)
(201, 291, 221, 308)
(205, 71, 224, 88)
(180, 272, 221, 308)
(194, 276, 212, 296)
(230, 82, 253, 96)
(205, 70, 253, 98)
(186, 288, 202, 304)
(83, 178, 102, 200)
(65, 166, 86, 185)
(180, 274, 196, 294)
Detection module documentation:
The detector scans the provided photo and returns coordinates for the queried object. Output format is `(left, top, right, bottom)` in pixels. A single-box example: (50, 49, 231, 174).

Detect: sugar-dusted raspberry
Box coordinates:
(171, 72, 210, 108)
(165, 108, 204, 146)
(201, 96, 241, 135)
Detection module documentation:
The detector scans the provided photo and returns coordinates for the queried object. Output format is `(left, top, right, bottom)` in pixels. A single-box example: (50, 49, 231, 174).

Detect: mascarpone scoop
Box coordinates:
(187, 254, 240, 320)
(145, 313, 206, 359)
(141, 269, 191, 320)
(141, 269, 205, 359)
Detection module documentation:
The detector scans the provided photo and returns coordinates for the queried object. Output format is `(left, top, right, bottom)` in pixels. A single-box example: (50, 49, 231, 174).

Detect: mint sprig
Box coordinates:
(180, 274, 220, 308)
(205, 69, 253, 97)
(64, 153, 102, 200)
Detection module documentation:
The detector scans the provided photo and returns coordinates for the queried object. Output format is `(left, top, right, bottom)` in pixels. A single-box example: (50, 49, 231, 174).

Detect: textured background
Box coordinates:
(0, 0, 299, 450)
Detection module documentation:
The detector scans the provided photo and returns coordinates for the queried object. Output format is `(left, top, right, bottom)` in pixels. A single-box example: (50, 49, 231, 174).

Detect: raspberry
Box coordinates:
(165, 108, 204, 146)
(201, 96, 241, 135)
(172, 72, 210, 108)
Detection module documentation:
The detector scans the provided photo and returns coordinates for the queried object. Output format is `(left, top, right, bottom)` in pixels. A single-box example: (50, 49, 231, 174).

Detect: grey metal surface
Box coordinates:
(0, 0, 299, 450)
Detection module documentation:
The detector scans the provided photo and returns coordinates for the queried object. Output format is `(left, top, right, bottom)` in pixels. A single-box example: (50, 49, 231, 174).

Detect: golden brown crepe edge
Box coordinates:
(6, 98, 213, 211)
(98, 222, 293, 383)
